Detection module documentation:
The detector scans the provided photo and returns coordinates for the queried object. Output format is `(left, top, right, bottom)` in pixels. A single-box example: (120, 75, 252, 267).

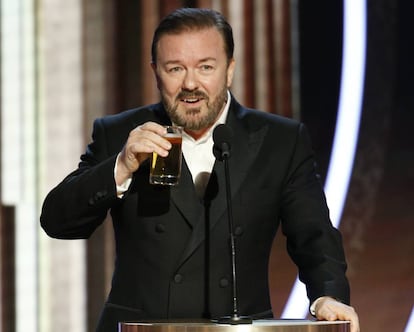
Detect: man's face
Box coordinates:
(151, 28, 235, 133)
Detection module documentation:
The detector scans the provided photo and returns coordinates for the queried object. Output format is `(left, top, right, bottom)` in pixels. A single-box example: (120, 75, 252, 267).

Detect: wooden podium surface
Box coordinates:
(119, 319, 350, 332)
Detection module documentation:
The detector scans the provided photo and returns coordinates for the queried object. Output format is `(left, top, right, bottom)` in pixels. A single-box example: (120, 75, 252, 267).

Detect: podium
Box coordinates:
(119, 320, 350, 332)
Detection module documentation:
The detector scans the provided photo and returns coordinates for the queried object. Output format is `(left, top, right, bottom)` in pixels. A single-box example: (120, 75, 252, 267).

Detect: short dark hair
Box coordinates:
(151, 8, 234, 63)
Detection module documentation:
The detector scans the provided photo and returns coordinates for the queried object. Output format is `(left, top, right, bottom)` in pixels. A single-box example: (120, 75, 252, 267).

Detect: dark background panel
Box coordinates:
(298, 0, 343, 181)
(294, 1, 414, 331)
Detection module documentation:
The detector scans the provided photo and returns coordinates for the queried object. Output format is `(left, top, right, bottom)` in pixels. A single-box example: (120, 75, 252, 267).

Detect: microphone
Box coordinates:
(212, 125, 252, 325)
(213, 124, 233, 160)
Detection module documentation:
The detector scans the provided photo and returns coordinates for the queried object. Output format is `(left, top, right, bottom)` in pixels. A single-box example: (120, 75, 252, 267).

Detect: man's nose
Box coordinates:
(182, 69, 199, 90)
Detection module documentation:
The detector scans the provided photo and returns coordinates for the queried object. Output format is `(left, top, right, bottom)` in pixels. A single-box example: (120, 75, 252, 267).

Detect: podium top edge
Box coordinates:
(120, 319, 351, 327)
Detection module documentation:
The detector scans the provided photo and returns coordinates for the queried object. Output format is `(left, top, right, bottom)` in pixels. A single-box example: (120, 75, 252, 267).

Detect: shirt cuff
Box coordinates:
(114, 154, 132, 198)
(310, 297, 323, 316)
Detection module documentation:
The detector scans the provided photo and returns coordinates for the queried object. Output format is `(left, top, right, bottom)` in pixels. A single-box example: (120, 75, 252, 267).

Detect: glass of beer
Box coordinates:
(149, 125, 183, 186)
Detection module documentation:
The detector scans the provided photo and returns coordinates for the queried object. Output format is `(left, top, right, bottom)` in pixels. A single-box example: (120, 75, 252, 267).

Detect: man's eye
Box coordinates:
(201, 65, 213, 71)
(168, 67, 182, 73)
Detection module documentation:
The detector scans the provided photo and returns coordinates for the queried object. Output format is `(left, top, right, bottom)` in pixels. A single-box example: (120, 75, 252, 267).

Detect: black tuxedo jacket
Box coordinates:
(40, 97, 350, 332)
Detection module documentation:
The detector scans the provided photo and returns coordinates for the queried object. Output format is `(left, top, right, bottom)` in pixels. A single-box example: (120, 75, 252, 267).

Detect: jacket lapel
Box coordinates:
(175, 100, 269, 269)
(170, 159, 204, 228)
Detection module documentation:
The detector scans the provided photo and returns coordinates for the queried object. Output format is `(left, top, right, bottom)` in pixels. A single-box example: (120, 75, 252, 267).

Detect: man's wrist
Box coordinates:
(310, 296, 338, 316)
(310, 297, 323, 316)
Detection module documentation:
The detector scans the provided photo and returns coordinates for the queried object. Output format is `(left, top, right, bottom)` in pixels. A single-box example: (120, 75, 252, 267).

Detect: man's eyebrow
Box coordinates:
(163, 60, 181, 66)
(163, 57, 217, 66)
(198, 57, 217, 63)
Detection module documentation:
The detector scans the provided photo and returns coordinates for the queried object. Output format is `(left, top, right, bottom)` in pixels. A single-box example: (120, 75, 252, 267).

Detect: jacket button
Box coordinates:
(219, 278, 229, 288)
(155, 223, 166, 233)
(97, 190, 107, 198)
(93, 190, 108, 202)
(234, 226, 244, 236)
(174, 274, 183, 283)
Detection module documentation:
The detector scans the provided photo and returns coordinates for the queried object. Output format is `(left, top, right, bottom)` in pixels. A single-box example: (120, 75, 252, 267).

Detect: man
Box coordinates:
(40, 8, 359, 332)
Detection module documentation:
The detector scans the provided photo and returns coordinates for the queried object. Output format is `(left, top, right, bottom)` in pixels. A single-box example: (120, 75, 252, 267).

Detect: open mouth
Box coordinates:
(181, 97, 203, 104)
(178, 91, 207, 105)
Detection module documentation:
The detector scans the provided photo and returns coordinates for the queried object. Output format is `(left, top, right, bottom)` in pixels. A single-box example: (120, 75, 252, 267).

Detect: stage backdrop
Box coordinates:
(1, 1, 412, 332)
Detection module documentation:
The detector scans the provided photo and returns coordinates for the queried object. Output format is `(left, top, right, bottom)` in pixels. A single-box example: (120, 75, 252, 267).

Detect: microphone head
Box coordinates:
(213, 124, 233, 160)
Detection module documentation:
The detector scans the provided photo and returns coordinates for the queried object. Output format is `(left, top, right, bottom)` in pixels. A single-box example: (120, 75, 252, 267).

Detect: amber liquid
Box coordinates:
(150, 135, 182, 185)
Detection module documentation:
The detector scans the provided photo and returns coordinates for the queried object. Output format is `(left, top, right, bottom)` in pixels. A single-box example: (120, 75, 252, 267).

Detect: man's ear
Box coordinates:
(226, 58, 236, 87)
(151, 62, 161, 90)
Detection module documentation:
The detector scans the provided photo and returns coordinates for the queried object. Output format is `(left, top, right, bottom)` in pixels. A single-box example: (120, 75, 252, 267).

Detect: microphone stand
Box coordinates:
(217, 146, 252, 325)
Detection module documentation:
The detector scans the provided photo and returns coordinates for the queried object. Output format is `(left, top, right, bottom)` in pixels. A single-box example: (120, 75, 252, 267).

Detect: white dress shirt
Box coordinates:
(182, 91, 230, 197)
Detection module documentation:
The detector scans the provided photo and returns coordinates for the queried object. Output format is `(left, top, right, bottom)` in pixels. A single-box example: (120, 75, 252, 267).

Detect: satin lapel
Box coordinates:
(170, 158, 203, 228)
(207, 106, 268, 231)
(175, 103, 268, 269)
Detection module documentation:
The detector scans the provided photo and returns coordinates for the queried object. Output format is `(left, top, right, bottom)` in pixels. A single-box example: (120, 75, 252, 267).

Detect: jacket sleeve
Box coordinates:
(40, 118, 121, 239)
(280, 123, 350, 305)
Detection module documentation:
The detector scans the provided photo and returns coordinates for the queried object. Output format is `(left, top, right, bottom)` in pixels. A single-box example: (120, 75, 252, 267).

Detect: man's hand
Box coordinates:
(313, 297, 360, 332)
(115, 122, 172, 185)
